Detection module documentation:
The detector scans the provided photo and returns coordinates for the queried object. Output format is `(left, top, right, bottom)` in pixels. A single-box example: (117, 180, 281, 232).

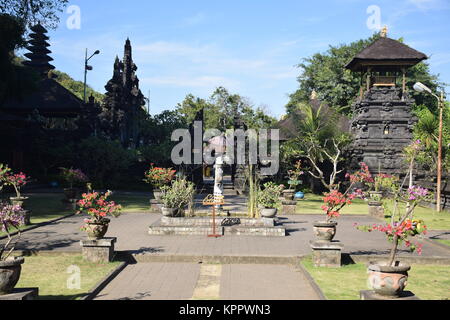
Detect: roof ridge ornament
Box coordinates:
(380, 25, 388, 38)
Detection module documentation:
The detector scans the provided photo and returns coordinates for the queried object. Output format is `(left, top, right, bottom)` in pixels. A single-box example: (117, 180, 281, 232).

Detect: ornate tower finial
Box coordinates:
(380, 25, 388, 38)
(311, 90, 318, 100)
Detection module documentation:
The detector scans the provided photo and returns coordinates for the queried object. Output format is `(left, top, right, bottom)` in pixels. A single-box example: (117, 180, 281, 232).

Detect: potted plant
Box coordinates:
(283, 161, 304, 201)
(356, 186, 430, 297)
(144, 164, 177, 202)
(60, 168, 89, 201)
(313, 166, 367, 241)
(258, 182, 283, 218)
(160, 178, 195, 217)
(77, 190, 122, 240)
(0, 203, 25, 295)
(3, 171, 30, 208)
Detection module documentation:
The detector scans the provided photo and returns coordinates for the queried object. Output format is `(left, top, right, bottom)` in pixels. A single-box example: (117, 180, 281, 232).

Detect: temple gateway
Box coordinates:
(346, 29, 428, 174)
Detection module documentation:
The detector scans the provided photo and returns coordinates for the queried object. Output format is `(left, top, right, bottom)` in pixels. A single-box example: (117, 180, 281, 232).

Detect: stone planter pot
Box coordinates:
(368, 261, 411, 297)
(10, 197, 28, 208)
(153, 190, 163, 202)
(260, 208, 278, 218)
(369, 191, 383, 202)
(283, 190, 295, 201)
(0, 257, 25, 295)
(313, 221, 338, 241)
(85, 219, 110, 240)
(161, 207, 178, 217)
(64, 188, 78, 201)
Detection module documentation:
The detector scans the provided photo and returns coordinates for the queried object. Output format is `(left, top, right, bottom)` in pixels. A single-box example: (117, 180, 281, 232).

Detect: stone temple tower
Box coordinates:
(346, 29, 428, 174)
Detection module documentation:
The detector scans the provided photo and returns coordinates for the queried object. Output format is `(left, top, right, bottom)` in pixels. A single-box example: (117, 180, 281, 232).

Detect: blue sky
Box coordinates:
(41, 0, 450, 118)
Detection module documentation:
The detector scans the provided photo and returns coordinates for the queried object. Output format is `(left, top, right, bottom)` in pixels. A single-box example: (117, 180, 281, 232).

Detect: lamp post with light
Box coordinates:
(83, 49, 100, 103)
(413, 82, 446, 212)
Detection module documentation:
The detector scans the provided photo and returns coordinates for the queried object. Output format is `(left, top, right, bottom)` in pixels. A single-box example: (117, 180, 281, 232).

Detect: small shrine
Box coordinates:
(346, 27, 428, 173)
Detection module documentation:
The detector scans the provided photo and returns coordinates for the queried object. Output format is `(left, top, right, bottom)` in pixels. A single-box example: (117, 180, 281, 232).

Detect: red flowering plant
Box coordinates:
(3, 171, 30, 199)
(143, 164, 176, 190)
(320, 164, 369, 222)
(356, 186, 432, 267)
(76, 191, 122, 230)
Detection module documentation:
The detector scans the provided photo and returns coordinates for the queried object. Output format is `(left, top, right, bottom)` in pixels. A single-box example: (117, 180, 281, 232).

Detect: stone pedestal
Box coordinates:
(80, 238, 116, 263)
(150, 200, 162, 213)
(368, 202, 385, 219)
(20, 210, 31, 226)
(310, 240, 344, 268)
(0, 288, 38, 300)
(282, 200, 297, 215)
(360, 290, 420, 301)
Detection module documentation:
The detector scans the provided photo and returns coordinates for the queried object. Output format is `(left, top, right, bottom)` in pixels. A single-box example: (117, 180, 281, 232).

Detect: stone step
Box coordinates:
(161, 216, 276, 227)
(148, 225, 286, 237)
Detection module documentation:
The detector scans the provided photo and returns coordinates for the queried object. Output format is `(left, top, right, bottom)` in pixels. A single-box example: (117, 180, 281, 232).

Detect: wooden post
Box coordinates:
(366, 68, 372, 92)
(437, 92, 444, 213)
(402, 68, 406, 101)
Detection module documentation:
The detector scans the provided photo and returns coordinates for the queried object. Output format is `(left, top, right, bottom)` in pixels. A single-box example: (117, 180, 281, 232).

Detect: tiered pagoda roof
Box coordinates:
(22, 24, 55, 76)
(345, 37, 428, 72)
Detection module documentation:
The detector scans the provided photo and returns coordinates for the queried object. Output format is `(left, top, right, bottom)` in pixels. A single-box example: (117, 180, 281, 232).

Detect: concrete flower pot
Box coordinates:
(63, 188, 78, 201)
(85, 219, 110, 240)
(153, 190, 163, 202)
(161, 207, 178, 217)
(368, 261, 411, 297)
(260, 208, 278, 218)
(0, 257, 25, 295)
(9, 197, 29, 208)
(283, 190, 295, 201)
(313, 221, 338, 241)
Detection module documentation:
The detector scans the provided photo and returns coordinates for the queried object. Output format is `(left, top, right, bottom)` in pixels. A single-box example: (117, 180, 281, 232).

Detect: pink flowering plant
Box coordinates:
(60, 168, 89, 189)
(356, 185, 432, 267)
(0, 203, 25, 261)
(77, 191, 122, 230)
(3, 171, 30, 198)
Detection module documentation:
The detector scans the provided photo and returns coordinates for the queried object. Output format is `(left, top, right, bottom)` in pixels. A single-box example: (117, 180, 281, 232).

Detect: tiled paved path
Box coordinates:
(95, 262, 321, 300)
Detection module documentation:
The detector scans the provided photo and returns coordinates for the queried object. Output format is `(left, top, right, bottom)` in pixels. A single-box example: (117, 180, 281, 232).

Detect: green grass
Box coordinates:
(296, 193, 370, 215)
(16, 253, 121, 300)
(302, 257, 450, 300)
(436, 239, 450, 247)
(0, 193, 75, 237)
(109, 193, 151, 213)
(296, 193, 450, 230)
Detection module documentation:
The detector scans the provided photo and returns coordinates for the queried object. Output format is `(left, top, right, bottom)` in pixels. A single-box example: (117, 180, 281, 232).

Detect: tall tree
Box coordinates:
(287, 34, 442, 114)
(0, 0, 68, 29)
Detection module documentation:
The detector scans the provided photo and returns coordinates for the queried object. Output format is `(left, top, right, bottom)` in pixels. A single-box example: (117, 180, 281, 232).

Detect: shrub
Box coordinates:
(258, 182, 283, 209)
(160, 178, 195, 210)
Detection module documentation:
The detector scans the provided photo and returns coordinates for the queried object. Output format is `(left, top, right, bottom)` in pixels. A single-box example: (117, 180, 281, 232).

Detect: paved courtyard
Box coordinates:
(3, 209, 449, 300)
(9, 212, 450, 258)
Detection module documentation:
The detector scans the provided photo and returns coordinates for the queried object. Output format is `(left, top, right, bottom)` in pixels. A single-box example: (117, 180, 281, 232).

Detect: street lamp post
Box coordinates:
(83, 49, 100, 103)
(413, 82, 446, 212)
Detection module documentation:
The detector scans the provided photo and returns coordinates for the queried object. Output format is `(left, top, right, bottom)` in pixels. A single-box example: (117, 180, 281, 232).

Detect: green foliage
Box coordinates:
(176, 87, 277, 130)
(138, 110, 187, 167)
(160, 178, 195, 209)
(76, 137, 136, 188)
(257, 182, 283, 209)
(413, 104, 450, 174)
(0, 0, 69, 29)
(287, 33, 441, 114)
(53, 70, 105, 103)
